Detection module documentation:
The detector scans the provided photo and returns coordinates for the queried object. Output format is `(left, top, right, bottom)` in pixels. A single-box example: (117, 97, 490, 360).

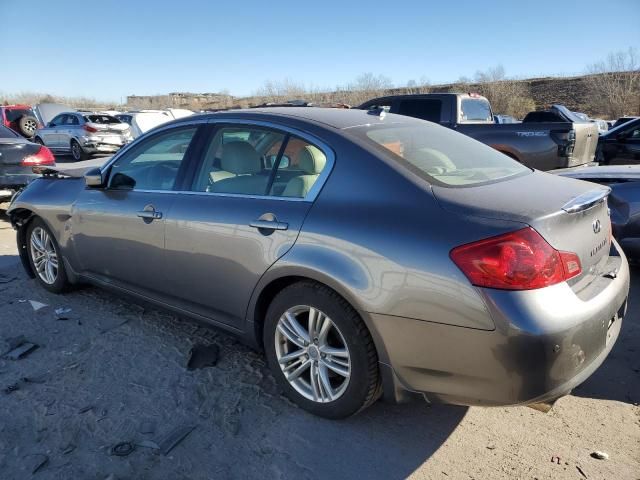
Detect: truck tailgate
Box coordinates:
(571, 122, 599, 166)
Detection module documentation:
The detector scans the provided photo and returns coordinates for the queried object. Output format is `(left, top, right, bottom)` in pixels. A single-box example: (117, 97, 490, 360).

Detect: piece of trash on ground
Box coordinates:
(25, 453, 49, 474)
(157, 425, 196, 456)
(187, 344, 219, 370)
(591, 451, 609, 460)
(576, 465, 588, 478)
(110, 442, 135, 457)
(54, 307, 72, 320)
(137, 439, 160, 450)
(28, 300, 48, 312)
(2, 336, 39, 360)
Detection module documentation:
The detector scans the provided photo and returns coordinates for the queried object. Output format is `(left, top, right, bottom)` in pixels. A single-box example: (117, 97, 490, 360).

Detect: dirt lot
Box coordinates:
(0, 207, 638, 480)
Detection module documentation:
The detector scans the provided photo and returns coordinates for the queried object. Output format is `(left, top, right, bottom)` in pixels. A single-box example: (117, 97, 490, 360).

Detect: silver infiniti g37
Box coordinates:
(8, 108, 630, 418)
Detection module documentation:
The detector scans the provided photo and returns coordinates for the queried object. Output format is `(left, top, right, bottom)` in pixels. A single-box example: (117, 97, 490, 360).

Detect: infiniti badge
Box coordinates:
(593, 219, 601, 234)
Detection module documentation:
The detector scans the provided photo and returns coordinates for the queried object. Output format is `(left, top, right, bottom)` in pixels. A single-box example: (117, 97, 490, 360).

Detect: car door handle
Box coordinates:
(137, 210, 163, 220)
(249, 219, 288, 231)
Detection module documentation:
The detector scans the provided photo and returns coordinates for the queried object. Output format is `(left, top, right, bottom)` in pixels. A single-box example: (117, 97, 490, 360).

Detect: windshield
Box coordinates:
(350, 122, 530, 187)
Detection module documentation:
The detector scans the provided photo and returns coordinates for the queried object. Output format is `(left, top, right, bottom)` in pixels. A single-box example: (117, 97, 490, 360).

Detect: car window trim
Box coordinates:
(100, 117, 335, 202)
(101, 123, 205, 191)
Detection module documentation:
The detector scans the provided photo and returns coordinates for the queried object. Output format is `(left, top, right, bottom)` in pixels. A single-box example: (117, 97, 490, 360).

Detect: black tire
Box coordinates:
(26, 218, 69, 294)
(33, 136, 44, 145)
(17, 115, 38, 138)
(70, 139, 89, 161)
(264, 281, 380, 418)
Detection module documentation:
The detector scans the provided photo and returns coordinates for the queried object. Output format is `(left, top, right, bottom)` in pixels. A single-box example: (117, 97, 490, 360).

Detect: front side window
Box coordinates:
(108, 126, 197, 191)
(397, 99, 442, 123)
(64, 115, 79, 125)
(49, 114, 65, 126)
(191, 126, 328, 198)
(350, 122, 530, 187)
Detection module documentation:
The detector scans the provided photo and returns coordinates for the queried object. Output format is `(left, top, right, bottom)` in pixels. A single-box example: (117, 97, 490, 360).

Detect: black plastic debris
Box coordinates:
(187, 344, 219, 370)
(2, 336, 39, 360)
(4, 383, 19, 394)
(157, 425, 195, 455)
(78, 405, 93, 414)
(110, 442, 135, 457)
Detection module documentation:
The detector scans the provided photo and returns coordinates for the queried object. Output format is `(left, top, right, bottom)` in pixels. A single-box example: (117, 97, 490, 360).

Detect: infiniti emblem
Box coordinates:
(593, 219, 601, 234)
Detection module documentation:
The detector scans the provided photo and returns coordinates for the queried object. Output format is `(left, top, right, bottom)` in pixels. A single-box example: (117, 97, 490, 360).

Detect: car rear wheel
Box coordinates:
(70, 140, 88, 161)
(18, 115, 38, 138)
(264, 281, 380, 418)
(26, 218, 69, 293)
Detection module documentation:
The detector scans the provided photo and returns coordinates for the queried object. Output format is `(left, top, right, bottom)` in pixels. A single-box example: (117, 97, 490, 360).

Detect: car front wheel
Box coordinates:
(264, 281, 380, 418)
(26, 218, 69, 293)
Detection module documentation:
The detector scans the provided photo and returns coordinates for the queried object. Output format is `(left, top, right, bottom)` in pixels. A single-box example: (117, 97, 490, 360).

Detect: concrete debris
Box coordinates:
(54, 307, 72, 320)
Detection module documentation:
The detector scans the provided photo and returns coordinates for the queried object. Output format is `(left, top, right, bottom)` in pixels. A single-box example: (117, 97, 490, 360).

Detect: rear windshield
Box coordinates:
(4, 108, 34, 122)
(460, 98, 492, 122)
(350, 123, 530, 187)
(84, 115, 120, 124)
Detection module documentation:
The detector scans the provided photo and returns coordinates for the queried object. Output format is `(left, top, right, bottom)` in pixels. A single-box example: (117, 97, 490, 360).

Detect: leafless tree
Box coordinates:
(469, 65, 536, 118)
(585, 47, 640, 118)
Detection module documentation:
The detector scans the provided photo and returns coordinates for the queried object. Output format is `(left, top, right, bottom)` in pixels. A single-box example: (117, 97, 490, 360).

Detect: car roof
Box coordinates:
(182, 107, 423, 130)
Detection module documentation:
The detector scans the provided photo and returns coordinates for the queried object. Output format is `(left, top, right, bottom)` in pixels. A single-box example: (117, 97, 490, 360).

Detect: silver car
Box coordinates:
(34, 112, 132, 161)
(8, 108, 630, 418)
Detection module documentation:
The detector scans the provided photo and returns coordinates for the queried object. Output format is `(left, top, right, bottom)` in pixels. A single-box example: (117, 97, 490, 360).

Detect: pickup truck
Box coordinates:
(357, 93, 598, 171)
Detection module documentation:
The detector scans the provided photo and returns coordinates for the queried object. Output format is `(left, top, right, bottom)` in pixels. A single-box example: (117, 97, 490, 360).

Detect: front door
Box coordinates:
(70, 125, 202, 296)
(43, 114, 64, 149)
(163, 123, 332, 327)
(613, 122, 640, 164)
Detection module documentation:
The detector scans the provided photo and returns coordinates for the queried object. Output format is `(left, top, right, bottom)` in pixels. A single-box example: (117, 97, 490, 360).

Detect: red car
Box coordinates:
(0, 104, 41, 138)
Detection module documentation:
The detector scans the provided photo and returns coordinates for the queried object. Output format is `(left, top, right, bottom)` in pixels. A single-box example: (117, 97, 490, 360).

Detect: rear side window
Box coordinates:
(397, 99, 442, 122)
(192, 126, 327, 198)
(84, 115, 120, 124)
(351, 123, 530, 187)
(460, 98, 492, 122)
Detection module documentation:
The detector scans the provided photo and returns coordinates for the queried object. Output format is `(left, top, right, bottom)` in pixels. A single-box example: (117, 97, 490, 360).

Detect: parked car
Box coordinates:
(115, 111, 174, 138)
(34, 112, 132, 161)
(8, 108, 629, 418)
(0, 125, 55, 199)
(553, 164, 640, 261)
(612, 116, 639, 129)
(596, 117, 640, 165)
(0, 105, 40, 138)
(494, 114, 518, 124)
(357, 94, 598, 171)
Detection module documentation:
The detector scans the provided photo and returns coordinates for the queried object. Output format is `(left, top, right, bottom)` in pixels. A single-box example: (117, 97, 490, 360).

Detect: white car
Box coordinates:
(116, 109, 194, 138)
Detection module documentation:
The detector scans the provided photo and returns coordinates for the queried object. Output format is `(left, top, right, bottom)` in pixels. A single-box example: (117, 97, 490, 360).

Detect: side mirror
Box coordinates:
(84, 167, 104, 187)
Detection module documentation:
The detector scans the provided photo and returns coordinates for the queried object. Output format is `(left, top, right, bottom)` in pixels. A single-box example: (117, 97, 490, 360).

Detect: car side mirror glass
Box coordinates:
(84, 167, 104, 187)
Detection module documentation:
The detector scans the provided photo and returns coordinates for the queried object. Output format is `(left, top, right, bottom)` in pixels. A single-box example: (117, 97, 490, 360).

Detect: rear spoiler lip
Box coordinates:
(562, 187, 611, 213)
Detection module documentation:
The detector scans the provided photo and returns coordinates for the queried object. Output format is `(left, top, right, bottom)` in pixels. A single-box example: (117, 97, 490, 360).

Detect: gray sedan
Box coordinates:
(8, 108, 630, 418)
(34, 112, 132, 161)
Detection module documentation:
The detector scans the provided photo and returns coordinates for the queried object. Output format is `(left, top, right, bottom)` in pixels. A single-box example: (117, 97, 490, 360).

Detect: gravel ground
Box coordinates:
(0, 210, 638, 480)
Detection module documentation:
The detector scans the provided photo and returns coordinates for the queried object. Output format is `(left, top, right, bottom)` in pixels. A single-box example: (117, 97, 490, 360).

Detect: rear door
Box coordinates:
(163, 121, 333, 327)
(70, 124, 203, 295)
(61, 113, 80, 149)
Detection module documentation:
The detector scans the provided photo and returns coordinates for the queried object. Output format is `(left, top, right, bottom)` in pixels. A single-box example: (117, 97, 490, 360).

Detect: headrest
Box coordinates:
(298, 145, 326, 174)
(221, 141, 262, 174)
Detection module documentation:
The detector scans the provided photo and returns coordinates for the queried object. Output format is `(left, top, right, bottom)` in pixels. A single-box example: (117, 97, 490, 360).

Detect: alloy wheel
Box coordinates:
(71, 142, 82, 160)
(30, 226, 59, 284)
(275, 305, 351, 403)
(24, 119, 37, 136)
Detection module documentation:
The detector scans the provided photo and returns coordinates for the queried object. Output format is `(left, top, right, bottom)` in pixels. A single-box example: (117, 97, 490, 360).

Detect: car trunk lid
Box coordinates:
(0, 139, 41, 165)
(433, 171, 612, 289)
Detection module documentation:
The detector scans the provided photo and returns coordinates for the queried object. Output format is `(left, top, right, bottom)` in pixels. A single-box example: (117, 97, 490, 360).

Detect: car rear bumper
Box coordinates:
(372, 241, 630, 406)
(79, 136, 129, 154)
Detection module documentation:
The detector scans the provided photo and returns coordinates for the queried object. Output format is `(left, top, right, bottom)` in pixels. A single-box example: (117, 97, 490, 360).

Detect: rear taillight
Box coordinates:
(21, 146, 56, 166)
(84, 125, 98, 133)
(450, 227, 582, 290)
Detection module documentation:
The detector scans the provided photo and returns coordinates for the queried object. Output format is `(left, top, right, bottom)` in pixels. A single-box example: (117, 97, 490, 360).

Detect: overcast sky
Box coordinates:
(1, 0, 639, 101)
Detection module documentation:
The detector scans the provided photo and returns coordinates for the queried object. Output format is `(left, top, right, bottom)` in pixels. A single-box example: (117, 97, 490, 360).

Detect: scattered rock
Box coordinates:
(590, 451, 609, 460)
(54, 307, 72, 320)
(187, 344, 220, 370)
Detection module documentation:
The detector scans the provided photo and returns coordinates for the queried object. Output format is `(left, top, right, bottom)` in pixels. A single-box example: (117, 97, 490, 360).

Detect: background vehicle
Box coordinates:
(116, 109, 193, 138)
(357, 94, 598, 171)
(8, 108, 629, 418)
(597, 117, 640, 165)
(494, 114, 518, 124)
(0, 125, 55, 199)
(0, 105, 40, 138)
(553, 164, 640, 261)
(612, 116, 639, 129)
(34, 112, 132, 161)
